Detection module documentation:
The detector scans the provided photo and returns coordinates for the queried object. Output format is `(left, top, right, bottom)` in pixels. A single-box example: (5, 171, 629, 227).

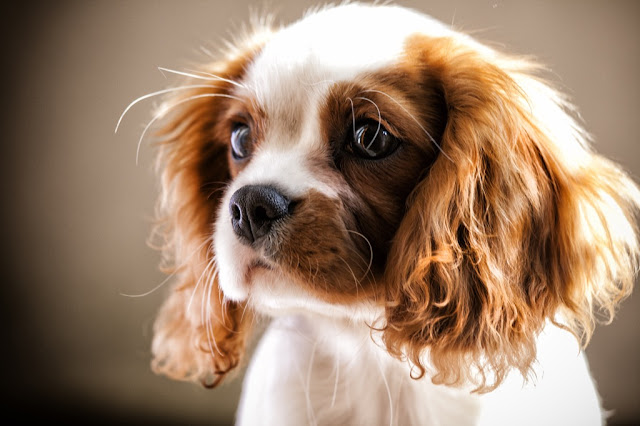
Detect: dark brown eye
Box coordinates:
(231, 124, 251, 160)
(350, 121, 399, 159)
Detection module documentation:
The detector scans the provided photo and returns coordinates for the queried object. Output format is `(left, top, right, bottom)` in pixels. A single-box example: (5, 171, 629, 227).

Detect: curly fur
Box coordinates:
(382, 35, 640, 392)
(149, 45, 264, 386)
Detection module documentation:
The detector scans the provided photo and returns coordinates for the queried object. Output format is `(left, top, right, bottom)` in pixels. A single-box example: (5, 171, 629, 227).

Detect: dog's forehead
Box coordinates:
(241, 5, 453, 121)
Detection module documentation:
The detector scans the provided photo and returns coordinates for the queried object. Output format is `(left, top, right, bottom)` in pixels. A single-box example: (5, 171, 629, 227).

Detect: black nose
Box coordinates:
(229, 185, 293, 244)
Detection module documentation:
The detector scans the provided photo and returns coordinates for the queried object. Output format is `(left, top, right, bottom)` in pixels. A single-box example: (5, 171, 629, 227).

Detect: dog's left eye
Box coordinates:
(231, 124, 251, 160)
(349, 121, 399, 159)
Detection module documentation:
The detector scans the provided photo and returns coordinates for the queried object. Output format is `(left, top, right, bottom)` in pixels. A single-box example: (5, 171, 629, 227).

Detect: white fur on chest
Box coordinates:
(236, 316, 602, 426)
(237, 315, 481, 426)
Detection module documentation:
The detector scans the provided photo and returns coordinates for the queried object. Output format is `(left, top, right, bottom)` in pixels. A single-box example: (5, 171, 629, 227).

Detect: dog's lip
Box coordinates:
(244, 258, 274, 283)
(249, 258, 273, 270)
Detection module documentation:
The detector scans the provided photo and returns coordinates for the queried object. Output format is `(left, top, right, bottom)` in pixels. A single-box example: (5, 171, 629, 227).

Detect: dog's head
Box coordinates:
(148, 4, 639, 391)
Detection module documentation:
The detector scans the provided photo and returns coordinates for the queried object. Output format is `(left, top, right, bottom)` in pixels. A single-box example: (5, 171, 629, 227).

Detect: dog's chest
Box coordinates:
(236, 315, 482, 426)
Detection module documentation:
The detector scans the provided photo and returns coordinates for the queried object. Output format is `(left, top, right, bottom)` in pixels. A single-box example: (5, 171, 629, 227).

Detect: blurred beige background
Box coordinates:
(4, 1, 639, 424)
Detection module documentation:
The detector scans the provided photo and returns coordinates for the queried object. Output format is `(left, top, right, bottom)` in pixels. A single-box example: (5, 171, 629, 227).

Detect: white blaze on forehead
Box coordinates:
(230, 141, 337, 199)
(242, 4, 456, 114)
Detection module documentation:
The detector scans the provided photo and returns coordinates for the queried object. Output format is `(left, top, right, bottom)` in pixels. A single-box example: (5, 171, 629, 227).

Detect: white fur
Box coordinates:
(237, 317, 601, 426)
(211, 4, 607, 425)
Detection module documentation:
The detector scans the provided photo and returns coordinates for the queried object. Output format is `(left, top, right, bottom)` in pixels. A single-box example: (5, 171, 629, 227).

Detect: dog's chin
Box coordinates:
(213, 224, 292, 306)
(219, 259, 382, 322)
(216, 260, 264, 301)
(217, 260, 301, 314)
(215, 243, 363, 318)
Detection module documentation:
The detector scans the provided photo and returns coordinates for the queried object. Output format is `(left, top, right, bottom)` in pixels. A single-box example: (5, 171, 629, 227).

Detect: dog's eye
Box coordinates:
(350, 121, 399, 159)
(231, 124, 251, 160)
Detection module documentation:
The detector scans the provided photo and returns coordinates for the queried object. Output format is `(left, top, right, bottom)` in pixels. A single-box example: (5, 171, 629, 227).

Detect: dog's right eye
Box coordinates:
(231, 124, 251, 160)
(347, 121, 399, 160)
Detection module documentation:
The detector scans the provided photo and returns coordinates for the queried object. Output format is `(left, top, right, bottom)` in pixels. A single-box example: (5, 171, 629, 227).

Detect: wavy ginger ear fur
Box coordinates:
(383, 35, 640, 393)
(149, 41, 265, 387)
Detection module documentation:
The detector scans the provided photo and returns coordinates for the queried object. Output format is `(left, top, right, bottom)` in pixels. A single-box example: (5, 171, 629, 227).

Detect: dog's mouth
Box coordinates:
(243, 258, 274, 284)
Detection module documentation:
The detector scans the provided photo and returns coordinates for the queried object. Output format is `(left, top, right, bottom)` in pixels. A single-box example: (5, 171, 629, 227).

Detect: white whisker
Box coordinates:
(347, 97, 356, 140)
(198, 255, 223, 357)
(203, 272, 223, 357)
(187, 255, 217, 313)
(393, 372, 405, 426)
(331, 342, 340, 408)
(345, 229, 374, 281)
(361, 89, 454, 162)
(159, 66, 246, 89)
(355, 96, 382, 148)
(119, 271, 175, 298)
(240, 296, 251, 323)
(247, 293, 259, 330)
(120, 238, 211, 298)
(305, 341, 318, 426)
(337, 255, 361, 297)
(199, 45, 214, 57)
(135, 93, 243, 165)
(115, 85, 217, 133)
(375, 355, 394, 426)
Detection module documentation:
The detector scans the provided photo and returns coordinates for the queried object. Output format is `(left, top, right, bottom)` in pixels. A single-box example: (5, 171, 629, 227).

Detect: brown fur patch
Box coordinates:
(316, 70, 448, 279)
(151, 40, 264, 387)
(266, 190, 378, 302)
(380, 34, 640, 392)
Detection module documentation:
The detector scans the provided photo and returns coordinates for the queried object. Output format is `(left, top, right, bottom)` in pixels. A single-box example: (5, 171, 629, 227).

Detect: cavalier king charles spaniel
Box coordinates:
(138, 4, 640, 425)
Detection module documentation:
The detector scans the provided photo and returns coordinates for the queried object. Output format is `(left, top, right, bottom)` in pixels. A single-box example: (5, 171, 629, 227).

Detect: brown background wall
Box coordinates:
(3, 1, 639, 424)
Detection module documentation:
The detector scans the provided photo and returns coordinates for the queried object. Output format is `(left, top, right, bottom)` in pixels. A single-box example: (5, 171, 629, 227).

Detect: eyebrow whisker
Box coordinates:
(135, 93, 244, 165)
(158, 67, 247, 89)
(361, 89, 453, 162)
(355, 96, 382, 149)
(347, 97, 357, 140)
(115, 85, 221, 133)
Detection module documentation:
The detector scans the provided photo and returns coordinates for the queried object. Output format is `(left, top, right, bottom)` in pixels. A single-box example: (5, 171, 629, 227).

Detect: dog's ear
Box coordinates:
(383, 35, 640, 392)
(149, 48, 260, 387)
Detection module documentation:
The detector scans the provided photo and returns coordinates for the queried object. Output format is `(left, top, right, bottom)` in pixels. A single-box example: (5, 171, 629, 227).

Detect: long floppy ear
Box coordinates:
(149, 41, 264, 387)
(383, 35, 640, 392)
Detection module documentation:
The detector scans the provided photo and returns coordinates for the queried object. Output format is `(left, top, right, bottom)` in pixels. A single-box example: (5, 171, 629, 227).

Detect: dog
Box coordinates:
(139, 4, 640, 425)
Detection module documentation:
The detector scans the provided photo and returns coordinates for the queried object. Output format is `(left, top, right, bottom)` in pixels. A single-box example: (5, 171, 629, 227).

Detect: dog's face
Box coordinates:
(213, 7, 451, 316)
(149, 4, 639, 391)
